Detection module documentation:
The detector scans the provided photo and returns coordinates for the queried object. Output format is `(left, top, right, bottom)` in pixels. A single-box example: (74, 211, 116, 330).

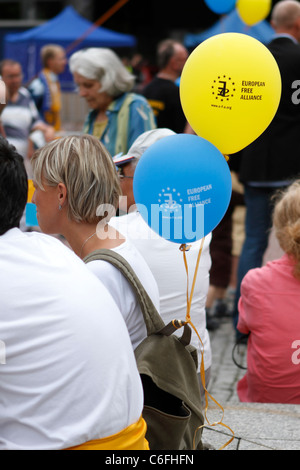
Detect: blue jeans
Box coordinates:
(233, 185, 283, 333)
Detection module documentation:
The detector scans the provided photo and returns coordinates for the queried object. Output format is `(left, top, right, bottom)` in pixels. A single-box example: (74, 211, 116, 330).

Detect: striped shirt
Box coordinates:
(2, 87, 42, 157)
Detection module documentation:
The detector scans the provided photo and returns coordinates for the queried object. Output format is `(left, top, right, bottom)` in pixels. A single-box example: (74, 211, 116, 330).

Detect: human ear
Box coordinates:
(57, 183, 67, 210)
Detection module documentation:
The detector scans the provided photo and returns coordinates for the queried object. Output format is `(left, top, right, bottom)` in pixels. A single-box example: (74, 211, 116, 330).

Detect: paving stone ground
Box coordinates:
(201, 319, 300, 451)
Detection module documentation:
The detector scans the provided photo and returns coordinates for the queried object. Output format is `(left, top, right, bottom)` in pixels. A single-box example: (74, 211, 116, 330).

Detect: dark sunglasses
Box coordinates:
(117, 167, 134, 180)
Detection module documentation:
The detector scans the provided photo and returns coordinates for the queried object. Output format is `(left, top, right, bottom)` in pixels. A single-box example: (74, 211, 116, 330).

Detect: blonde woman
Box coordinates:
(69, 48, 156, 156)
(237, 181, 300, 404)
(31, 134, 160, 351)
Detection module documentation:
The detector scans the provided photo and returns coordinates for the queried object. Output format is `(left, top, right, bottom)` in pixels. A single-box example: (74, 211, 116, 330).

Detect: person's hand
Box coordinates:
(43, 125, 56, 142)
(32, 123, 56, 143)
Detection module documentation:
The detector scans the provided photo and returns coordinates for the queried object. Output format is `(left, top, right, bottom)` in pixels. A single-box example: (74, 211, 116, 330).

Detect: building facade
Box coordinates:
(0, 0, 94, 20)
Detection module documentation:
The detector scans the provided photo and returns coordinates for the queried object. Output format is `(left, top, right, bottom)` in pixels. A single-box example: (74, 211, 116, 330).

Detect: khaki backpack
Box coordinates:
(84, 249, 205, 450)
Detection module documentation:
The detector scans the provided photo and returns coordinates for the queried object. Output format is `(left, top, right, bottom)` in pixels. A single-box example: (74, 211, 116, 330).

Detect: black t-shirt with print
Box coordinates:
(143, 77, 186, 133)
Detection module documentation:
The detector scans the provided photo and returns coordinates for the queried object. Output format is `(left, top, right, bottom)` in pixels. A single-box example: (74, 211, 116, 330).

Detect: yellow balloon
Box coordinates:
(236, 0, 271, 26)
(180, 33, 282, 155)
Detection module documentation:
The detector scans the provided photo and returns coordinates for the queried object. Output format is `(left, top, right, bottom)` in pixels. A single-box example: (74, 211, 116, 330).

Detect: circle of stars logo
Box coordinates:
(211, 75, 236, 102)
(158, 188, 183, 214)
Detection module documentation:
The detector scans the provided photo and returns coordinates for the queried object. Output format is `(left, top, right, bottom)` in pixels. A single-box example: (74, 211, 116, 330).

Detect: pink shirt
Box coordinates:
(237, 254, 300, 404)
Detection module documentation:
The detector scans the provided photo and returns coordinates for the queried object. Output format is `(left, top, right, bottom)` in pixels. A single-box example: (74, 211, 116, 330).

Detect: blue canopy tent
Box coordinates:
(4, 6, 137, 90)
(184, 9, 275, 49)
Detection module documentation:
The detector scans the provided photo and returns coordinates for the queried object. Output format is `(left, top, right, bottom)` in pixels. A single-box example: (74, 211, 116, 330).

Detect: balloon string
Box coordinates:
(180, 241, 235, 451)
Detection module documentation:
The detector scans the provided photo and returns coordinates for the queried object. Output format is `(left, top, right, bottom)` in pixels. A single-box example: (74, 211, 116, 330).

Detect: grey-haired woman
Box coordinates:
(69, 48, 156, 156)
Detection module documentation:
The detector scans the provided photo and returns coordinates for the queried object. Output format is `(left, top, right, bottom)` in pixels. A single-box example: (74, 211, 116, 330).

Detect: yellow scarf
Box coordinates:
(66, 416, 149, 451)
(42, 68, 61, 131)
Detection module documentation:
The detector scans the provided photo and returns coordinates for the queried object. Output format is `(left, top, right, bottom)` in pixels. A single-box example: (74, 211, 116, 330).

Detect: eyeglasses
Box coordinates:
(117, 167, 134, 180)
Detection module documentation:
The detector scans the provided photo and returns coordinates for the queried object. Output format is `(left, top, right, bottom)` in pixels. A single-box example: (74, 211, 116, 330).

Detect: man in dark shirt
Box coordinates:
(233, 0, 300, 332)
(143, 39, 188, 133)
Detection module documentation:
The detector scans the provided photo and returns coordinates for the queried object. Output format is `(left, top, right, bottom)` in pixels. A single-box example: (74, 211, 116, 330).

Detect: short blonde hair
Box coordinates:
(273, 181, 300, 280)
(41, 44, 65, 68)
(32, 134, 121, 224)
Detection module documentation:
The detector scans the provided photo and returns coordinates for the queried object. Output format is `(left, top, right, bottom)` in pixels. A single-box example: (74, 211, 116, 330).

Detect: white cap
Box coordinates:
(113, 128, 176, 166)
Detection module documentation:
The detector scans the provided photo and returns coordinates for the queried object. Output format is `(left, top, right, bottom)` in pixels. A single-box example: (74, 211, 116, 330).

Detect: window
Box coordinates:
(35, 0, 64, 19)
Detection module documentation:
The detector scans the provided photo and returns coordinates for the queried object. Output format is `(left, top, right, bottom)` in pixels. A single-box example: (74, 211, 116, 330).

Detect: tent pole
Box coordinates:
(65, 0, 131, 54)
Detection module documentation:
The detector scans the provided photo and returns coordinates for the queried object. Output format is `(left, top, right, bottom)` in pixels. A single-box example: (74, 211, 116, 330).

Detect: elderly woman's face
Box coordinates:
(73, 72, 111, 111)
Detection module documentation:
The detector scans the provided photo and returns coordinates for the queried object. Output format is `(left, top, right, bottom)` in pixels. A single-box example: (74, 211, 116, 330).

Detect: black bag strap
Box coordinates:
(84, 248, 191, 345)
(232, 334, 249, 370)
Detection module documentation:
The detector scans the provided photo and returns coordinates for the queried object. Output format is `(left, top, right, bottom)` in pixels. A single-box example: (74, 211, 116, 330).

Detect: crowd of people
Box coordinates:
(1, 0, 300, 451)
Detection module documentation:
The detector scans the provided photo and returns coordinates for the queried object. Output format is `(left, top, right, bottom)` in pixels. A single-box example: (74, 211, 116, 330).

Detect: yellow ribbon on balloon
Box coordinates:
(180, 241, 235, 450)
(237, 0, 272, 27)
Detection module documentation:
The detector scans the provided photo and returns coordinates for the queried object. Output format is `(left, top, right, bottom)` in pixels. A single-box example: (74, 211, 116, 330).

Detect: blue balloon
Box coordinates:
(133, 134, 232, 244)
(204, 0, 236, 14)
(26, 203, 39, 227)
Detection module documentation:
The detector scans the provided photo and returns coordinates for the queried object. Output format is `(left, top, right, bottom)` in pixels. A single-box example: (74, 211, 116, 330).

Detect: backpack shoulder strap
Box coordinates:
(83, 248, 165, 336)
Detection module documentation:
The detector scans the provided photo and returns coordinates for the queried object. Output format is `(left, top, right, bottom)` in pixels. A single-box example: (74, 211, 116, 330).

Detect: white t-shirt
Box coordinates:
(0, 229, 143, 450)
(110, 211, 212, 371)
(86, 239, 160, 351)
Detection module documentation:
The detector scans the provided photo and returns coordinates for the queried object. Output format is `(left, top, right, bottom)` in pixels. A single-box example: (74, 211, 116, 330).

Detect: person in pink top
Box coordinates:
(237, 181, 300, 404)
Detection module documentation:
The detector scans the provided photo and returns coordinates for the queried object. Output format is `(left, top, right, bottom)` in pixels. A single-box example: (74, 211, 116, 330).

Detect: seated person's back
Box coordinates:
(237, 181, 300, 404)
(0, 228, 145, 450)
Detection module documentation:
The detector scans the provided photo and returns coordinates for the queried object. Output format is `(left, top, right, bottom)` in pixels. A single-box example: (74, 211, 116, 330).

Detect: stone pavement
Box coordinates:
(201, 318, 300, 451)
